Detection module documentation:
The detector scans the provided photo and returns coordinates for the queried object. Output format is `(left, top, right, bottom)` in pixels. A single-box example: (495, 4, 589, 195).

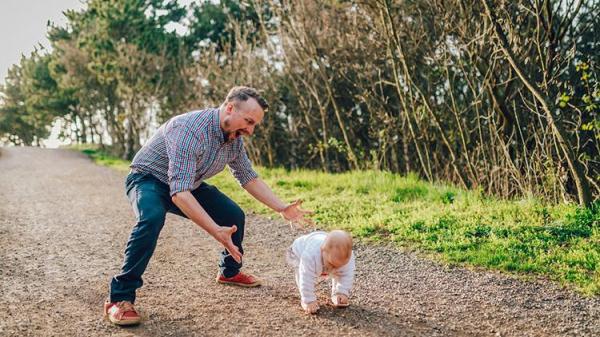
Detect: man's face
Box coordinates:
(222, 98, 265, 141)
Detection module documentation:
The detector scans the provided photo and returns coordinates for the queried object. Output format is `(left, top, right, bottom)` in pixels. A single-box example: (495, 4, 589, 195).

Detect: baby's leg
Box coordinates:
(294, 268, 300, 289)
(286, 246, 301, 288)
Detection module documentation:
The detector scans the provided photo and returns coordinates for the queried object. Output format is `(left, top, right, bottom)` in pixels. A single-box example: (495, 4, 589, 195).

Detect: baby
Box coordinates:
(286, 230, 355, 314)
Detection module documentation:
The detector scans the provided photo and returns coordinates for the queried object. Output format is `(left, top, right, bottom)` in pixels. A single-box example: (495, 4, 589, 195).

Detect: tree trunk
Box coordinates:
(482, 0, 593, 206)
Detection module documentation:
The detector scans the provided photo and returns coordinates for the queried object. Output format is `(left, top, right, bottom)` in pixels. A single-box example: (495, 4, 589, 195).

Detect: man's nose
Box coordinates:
(246, 125, 255, 135)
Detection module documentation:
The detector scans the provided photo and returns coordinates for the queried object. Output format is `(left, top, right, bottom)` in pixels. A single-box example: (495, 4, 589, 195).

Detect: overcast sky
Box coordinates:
(0, 0, 87, 84)
(0, 0, 195, 86)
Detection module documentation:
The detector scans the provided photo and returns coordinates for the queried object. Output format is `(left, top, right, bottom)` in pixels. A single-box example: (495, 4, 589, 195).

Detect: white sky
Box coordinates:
(0, 0, 86, 85)
(0, 0, 194, 85)
(0, 0, 194, 147)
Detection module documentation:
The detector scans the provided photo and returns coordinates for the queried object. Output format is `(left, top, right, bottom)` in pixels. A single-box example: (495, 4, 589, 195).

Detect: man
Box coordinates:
(104, 86, 312, 325)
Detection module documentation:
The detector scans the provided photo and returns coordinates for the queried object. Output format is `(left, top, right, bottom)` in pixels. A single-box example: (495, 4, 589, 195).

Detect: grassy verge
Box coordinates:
(73, 145, 600, 295)
(70, 144, 131, 171)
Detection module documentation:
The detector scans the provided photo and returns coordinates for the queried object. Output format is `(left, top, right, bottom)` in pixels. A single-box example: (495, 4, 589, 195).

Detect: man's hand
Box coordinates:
(171, 191, 242, 263)
(331, 294, 349, 307)
(242, 179, 314, 229)
(213, 225, 242, 263)
(301, 301, 320, 314)
(280, 200, 314, 229)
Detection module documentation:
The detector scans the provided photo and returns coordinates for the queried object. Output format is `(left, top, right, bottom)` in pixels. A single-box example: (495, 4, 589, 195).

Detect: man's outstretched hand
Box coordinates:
(280, 199, 314, 229)
(214, 225, 242, 263)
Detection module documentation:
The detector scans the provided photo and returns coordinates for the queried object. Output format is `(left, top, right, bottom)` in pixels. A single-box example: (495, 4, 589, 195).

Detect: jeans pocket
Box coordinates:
(125, 172, 148, 194)
(125, 173, 135, 194)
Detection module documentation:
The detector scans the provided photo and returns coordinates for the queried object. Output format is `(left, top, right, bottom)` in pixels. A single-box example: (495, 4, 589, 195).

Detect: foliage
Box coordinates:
(0, 50, 71, 145)
(1, 0, 599, 203)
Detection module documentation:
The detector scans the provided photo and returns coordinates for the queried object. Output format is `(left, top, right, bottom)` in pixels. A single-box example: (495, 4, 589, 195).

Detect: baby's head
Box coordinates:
(321, 230, 353, 270)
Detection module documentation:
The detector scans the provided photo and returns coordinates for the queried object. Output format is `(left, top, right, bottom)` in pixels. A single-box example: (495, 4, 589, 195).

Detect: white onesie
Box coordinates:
(286, 231, 355, 305)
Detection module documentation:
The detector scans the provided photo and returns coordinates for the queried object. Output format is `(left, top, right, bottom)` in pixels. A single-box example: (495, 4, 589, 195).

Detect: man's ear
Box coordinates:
(226, 102, 234, 115)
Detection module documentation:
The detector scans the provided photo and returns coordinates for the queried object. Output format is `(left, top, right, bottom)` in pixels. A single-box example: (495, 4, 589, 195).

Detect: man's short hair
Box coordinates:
(225, 86, 269, 112)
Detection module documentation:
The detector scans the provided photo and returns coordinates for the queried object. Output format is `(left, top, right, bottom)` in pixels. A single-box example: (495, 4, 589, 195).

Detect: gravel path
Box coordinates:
(0, 146, 598, 337)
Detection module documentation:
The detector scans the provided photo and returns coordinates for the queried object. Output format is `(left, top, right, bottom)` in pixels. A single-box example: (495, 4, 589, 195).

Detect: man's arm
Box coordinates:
(171, 191, 242, 263)
(162, 120, 241, 261)
(243, 178, 287, 211)
(243, 178, 313, 226)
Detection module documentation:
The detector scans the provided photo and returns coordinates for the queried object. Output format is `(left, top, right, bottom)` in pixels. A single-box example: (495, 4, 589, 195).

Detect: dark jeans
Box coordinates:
(109, 172, 245, 303)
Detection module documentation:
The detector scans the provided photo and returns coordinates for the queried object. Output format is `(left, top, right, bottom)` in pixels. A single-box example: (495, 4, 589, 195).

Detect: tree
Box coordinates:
(0, 50, 72, 146)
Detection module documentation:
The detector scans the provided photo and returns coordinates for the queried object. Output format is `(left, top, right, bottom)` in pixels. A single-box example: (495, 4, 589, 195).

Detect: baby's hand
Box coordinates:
(301, 301, 320, 314)
(331, 294, 349, 308)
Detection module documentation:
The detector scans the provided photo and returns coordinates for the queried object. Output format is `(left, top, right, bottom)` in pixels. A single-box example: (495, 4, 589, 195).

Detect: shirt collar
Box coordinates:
(210, 107, 226, 144)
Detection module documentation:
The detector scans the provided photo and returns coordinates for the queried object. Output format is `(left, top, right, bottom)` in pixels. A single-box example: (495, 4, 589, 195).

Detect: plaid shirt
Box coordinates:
(130, 108, 258, 196)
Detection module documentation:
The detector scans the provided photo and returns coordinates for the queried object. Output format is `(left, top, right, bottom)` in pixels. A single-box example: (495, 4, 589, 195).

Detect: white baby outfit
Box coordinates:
(286, 231, 355, 304)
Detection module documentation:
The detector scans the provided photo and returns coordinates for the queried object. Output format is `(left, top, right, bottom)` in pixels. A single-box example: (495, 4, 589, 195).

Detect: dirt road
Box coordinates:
(0, 147, 598, 336)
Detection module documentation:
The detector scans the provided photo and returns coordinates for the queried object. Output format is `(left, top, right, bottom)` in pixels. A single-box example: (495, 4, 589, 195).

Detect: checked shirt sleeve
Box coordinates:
(228, 144, 258, 186)
(164, 122, 204, 196)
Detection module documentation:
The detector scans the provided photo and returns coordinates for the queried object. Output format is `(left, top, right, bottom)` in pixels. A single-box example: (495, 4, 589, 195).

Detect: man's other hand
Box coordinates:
(214, 225, 242, 263)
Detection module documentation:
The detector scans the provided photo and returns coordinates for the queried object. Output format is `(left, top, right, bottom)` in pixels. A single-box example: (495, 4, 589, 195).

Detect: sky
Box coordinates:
(0, 0, 194, 147)
(0, 0, 194, 85)
(0, 0, 87, 85)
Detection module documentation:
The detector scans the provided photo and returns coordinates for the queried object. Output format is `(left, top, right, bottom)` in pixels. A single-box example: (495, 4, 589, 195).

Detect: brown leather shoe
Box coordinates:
(216, 271, 261, 287)
(103, 300, 142, 326)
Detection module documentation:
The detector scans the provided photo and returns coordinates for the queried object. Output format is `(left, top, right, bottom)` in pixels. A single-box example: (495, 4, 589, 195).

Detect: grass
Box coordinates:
(72, 145, 600, 295)
(71, 144, 131, 172)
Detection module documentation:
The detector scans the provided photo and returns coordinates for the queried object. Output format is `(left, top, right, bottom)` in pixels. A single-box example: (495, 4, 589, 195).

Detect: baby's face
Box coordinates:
(322, 249, 350, 273)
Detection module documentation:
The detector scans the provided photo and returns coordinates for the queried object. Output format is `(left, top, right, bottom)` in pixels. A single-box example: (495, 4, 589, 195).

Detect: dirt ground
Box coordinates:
(0, 146, 598, 337)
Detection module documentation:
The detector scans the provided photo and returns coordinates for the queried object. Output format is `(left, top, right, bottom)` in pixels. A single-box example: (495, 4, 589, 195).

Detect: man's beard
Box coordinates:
(223, 120, 245, 141)
(224, 129, 243, 141)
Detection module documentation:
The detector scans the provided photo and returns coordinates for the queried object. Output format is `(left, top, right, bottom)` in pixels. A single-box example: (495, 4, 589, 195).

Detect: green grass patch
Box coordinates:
(75, 145, 600, 295)
(70, 144, 131, 172)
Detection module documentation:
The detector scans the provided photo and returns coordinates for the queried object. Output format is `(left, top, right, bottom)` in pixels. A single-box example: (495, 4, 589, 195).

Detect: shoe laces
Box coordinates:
(116, 301, 136, 313)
